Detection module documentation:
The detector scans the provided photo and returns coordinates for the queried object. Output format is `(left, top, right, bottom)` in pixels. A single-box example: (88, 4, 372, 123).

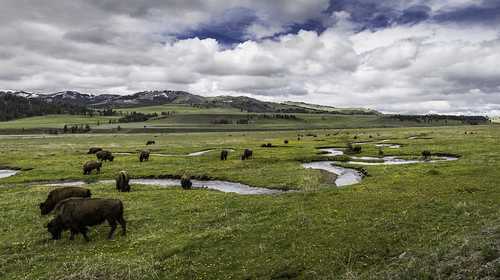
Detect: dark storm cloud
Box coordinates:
(434, 1, 500, 24)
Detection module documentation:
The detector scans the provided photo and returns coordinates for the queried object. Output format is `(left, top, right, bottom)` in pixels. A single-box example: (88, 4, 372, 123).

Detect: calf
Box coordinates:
(47, 198, 126, 241)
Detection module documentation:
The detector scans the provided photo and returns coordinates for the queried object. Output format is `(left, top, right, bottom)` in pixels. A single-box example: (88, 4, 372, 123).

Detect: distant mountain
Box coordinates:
(0, 91, 90, 121)
(6, 90, 381, 115)
(283, 101, 380, 115)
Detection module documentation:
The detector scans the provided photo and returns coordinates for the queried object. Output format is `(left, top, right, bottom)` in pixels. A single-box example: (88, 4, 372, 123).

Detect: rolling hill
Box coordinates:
(5, 90, 380, 115)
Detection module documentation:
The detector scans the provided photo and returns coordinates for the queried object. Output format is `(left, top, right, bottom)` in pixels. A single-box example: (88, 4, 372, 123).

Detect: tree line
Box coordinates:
(0, 92, 90, 121)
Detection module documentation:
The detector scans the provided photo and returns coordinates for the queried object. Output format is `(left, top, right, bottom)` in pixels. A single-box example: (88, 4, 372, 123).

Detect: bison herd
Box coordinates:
(40, 143, 262, 241)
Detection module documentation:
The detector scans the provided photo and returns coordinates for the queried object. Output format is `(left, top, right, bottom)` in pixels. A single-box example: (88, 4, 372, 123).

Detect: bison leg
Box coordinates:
(107, 219, 117, 239)
(117, 216, 127, 236)
(69, 229, 78, 240)
(80, 226, 90, 242)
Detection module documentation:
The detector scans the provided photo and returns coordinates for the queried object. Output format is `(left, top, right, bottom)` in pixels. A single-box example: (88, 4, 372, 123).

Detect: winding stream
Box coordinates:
(301, 162, 363, 187)
(1, 143, 459, 194)
(116, 149, 235, 157)
(0, 170, 18, 179)
(42, 178, 283, 195)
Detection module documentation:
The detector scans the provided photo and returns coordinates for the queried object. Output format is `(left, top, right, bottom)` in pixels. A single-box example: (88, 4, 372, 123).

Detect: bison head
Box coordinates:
(39, 202, 50, 215)
(46, 218, 63, 240)
(109, 156, 114, 162)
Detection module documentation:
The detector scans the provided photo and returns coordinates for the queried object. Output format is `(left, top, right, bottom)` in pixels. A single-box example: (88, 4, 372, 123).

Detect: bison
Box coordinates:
(146, 140, 155, 145)
(87, 147, 102, 154)
(46, 198, 126, 241)
(181, 175, 192, 190)
(241, 149, 253, 160)
(39, 187, 91, 215)
(96, 150, 114, 162)
(139, 150, 150, 162)
(422, 150, 432, 160)
(83, 160, 102, 175)
(116, 171, 130, 192)
(220, 150, 228, 160)
(284, 140, 289, 144)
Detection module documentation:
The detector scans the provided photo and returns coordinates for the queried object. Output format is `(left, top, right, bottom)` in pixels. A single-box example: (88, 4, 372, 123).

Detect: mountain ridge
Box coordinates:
(5, 90, 380, 115)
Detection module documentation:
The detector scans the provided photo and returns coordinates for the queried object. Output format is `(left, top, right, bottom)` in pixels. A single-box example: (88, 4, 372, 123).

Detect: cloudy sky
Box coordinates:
(1, 0, 499, 115)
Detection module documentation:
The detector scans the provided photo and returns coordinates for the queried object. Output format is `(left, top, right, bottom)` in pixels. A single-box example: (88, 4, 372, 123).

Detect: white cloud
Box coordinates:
(0, 0, 499, 115)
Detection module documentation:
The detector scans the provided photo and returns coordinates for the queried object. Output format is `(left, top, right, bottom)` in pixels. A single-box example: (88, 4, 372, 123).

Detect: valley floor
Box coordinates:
(0, 125, 499, 279)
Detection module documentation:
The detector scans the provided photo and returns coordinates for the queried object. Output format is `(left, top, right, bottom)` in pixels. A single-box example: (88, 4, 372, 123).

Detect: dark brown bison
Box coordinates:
(116, 171, 130, 192)
(284, 140, 289, 144)
(87, 147, 102, 154)
(261, 143, 273, 148)
(146, 140, 155, 145)
(422, 150, 432, 160)
(220, 150, 228, 160)
(39, 187, 91, 215)
(83, 160, 102, 175)
(241, 149, 253, 160)
(139, 150, 150, 162)
(46, 198, 126, 241)
(96, 150, 114, 162)
(181, 175, 192, 190)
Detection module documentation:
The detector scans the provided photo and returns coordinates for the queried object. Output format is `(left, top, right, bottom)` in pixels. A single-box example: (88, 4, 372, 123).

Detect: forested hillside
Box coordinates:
(0, 92, 89, 121)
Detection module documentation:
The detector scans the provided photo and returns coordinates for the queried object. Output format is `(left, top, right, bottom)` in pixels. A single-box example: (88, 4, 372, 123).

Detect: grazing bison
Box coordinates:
(146, 140, 155, 145)
(220, 150, 228, 160)
(139, 150, 150, 162)
(241, 149, 253, 160)
(39, 187, 91, 215)
(83, 160, 102, 175)
(261, 143, 273, 148)
(47, 198, 126, 241)
(116, 171, 130, 192)
(96, 150, 114, 162)
(87, 147, 102, 154)
(284, 140, 289, 144)
(181, 175, 192, 190)
(422, 150, 432, 160)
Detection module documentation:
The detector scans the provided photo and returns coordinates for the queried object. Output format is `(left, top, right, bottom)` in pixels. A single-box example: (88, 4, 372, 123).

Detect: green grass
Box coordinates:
(0, 125, 499, 279)
(0, 104, 476, 133)
(0, 115, 119, 129)
(117, 104, 244, 114)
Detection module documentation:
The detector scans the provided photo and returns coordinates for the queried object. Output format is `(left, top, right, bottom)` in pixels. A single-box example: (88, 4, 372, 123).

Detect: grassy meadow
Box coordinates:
(0, 104, 473, 133)
(0, 125, 499, 279)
